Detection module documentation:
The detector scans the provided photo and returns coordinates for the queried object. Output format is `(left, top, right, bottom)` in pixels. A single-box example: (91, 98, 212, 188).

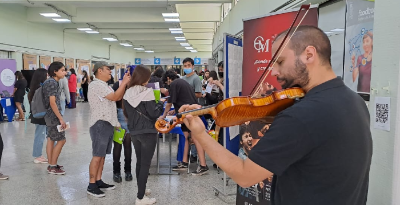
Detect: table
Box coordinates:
(0, 97, 16, 122)
(155, 126, 184, 175)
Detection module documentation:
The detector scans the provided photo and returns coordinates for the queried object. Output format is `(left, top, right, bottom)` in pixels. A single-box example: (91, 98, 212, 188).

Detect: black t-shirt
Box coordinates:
(82, 76, 88, 85)
(248, 77, 372, 205)
(112, 81, 123, 109)
(14, 78, 27, 97)
(167, 79, 197, 112)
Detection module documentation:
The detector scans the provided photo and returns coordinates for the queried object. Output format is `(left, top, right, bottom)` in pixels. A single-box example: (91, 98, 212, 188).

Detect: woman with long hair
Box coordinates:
(123, 65, 164, 204)
(13, 71, 28, 121)
(28, 68, 49, 164)
(81, 70, 89, 102)
(68, 68, 77, 108)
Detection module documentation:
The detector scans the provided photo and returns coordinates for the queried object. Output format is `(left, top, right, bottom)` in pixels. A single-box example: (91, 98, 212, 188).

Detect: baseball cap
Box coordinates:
(93, 61, 112, 74)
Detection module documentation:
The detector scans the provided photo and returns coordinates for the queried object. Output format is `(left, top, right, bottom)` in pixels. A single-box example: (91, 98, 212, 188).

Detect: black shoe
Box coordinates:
(98, 182, 115, 190)
(190, 155, 198, 163)
(125, 172, 133, 181)
(191, 165, 209, 176)
(172, 162, 188, 171)
(87, 187, 105, 198)
(113, 173, 122, 183)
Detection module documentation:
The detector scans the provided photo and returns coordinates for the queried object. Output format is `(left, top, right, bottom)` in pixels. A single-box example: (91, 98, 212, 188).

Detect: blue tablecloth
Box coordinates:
(0, 97, 16, 122)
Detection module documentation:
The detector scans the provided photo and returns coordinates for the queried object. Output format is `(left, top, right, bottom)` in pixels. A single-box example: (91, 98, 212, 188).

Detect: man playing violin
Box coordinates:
(178, 25, 372, 205)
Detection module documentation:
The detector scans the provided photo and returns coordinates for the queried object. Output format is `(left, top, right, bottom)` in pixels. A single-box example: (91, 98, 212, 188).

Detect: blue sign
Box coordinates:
(174, 58, 180, 65)
(154, 58, 160, 65)
(194, 58, 201, 65)
(134, 58, 141, 65)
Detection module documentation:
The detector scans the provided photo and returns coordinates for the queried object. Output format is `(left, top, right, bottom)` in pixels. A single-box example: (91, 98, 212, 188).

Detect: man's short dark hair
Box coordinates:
(162, 69, 179, 83)
(48, 61, 65, 77)
(218, 61, 223, 68)
(183, 58, 194, 66)
(274, 25, 331, 66)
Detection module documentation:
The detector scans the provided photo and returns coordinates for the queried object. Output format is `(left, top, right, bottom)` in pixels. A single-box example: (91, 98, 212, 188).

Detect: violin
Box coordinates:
(155, 4, 311, 134)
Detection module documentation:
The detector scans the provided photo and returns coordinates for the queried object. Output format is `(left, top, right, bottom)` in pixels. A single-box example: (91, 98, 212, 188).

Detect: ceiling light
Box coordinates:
(86, 31, 99, 34)
(331, 28, 345, 32)
(175, 37, 185, 39)
(77, 28, 92, 31)
(171, 31, 183, 34)
(164, 18, 180, 22)
(324, 32, 333, 34)
(169, 28, 182, 31)
(162, 13, 179, 17)
(134, 48, 145, 50)
(180, 43, 190, 47)
(190, 50, 198, 53)
(145, 51, 154, 53)
(185, 47, 194, 50)
(120, 43, 132, 47)
(52, 18, 71, 22)
(40, 13, 60, 17)
(176, 39, 186, 41)
(103, 38, 118, 41)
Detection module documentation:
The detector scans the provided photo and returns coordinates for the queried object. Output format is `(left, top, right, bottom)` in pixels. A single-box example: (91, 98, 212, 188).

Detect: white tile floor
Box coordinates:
(0, 103, 237, 205)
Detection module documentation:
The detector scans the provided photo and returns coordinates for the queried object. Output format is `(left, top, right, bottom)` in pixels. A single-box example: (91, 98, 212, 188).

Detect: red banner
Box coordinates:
(242, 7, 319, 96)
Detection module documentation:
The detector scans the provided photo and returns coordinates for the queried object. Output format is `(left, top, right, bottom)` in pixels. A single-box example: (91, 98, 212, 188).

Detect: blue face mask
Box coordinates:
(183, 68, 192, 74)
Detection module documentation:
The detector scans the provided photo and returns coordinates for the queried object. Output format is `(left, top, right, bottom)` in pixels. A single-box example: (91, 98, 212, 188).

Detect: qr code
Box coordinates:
(376, 103, 389, 123)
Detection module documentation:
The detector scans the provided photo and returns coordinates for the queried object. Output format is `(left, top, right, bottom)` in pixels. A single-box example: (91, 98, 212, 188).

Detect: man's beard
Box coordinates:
(277, 58, 309, 89)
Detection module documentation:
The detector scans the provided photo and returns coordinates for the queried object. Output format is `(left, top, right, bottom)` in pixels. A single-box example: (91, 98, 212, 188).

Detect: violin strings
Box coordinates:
(252, 4, 311, 98)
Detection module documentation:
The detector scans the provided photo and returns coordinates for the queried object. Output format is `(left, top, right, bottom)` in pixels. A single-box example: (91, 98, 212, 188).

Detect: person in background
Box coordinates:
(112, 67, 134, 183)
(68, 69, 77, 108)
(90, 76, 94, 83)
(123, 65, 165, 205)
(44, 62, 67, 175)
(0, 133, 7, 180)
(59, 75, 70, 116)
(81, 70, 89, 102)
(87, 62, 130, 198)
(28, 68, 49, 164)
(13, 71, 27, 121)
(149, 66, 167, 97)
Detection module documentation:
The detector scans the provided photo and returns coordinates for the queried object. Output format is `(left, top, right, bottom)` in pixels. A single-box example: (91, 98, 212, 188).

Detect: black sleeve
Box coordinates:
(112, 81, 120, 91)
(14, 80, 21, 89)
(248, 113, 313, 176)
(145, 101, 164, 120)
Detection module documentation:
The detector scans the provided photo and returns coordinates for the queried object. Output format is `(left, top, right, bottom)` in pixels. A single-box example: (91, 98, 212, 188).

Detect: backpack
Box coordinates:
(31, 81, 49, 118)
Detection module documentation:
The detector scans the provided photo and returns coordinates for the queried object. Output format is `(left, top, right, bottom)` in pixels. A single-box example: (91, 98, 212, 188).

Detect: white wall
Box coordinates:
(0, 4, 136, 70)
(135, 52, 211, 59)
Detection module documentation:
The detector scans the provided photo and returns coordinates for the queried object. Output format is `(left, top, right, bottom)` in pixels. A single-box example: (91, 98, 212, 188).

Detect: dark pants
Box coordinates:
(0, 133, 3, 167)
(70, 92, 76, 108)
(113, 133, 132, 174)
(131, 133, 157, 199)
(82, 84, 88, 102)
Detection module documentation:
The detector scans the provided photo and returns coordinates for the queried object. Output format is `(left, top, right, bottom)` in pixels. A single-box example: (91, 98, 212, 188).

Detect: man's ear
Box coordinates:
(304, 46, 317, 63)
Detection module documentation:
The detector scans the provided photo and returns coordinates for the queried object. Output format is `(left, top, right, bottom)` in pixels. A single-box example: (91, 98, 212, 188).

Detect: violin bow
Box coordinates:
(250, 4, 312, 98)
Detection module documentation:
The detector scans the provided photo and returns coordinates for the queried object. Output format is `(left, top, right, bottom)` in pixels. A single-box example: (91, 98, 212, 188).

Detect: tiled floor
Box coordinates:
(0, 103, 237, 205)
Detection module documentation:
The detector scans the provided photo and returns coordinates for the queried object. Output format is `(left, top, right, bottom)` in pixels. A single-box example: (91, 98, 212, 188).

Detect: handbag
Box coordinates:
(113, 127, 126, 144)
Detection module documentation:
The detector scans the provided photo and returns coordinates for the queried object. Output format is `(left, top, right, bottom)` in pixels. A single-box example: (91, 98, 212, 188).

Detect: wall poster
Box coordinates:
(39, 55, 51, 69)
(53, 57, 64, 63)
(65, 58, 75, 70)
(0, 59, 17, 94)
(23, 53, 37, 70)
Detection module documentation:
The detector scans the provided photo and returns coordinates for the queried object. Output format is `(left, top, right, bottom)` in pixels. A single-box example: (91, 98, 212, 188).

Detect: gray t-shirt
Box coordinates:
(181, 73, 202, 93)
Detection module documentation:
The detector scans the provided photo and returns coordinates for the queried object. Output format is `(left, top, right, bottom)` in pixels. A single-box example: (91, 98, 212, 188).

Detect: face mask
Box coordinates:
(184, 68, 193, 74)
(218, 72, 224, 78)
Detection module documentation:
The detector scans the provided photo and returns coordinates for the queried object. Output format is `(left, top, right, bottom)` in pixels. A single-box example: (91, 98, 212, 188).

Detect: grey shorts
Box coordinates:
(47, 126, 66, 141)
(90, 120, 114, 157)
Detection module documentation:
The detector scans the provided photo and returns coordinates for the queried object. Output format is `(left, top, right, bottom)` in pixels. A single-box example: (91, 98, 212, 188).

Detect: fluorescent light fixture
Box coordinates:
(145, 51, 154, 53)
(52, 18, 71, 22)
(171, 31, 183, 34)
(180, 43, 190, 47)
(103, 38, 118, 41)
(164, 18, 180, 22)
(162, 13, 179, 17)
(190, 50, 198, 53)
(134, 48, 145, 50)
(324, 32, 333, 34)
(185, 47, 194, 50)
(120, 43, 132, 47)
(331, 28, 345, 32)
(176, 39, 186, 41)
(169, 28, 182, 31)
(86, 31, 99, 34)
(77, 28, 92, 31)
(40, 13, 60, 17)
(175, 37, 185, 39)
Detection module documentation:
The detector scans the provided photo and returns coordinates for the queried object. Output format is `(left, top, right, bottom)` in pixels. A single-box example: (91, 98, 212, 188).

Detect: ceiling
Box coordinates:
(0, 0, 232, 53)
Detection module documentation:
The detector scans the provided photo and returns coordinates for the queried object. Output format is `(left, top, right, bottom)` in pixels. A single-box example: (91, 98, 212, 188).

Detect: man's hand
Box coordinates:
(59, 119, 67, 130)
(121, 72, 131, 86)
(167, 110, 175, 115)
(178, 104, 205, 136)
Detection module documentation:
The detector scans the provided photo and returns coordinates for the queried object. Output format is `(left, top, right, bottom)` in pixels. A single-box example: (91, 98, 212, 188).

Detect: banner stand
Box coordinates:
(212, 33, 243, 199)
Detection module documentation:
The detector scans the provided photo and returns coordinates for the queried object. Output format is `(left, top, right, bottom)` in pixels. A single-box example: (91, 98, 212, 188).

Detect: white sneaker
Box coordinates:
(34, 157, 48, 164)
(145, 189, 151, 196)
(136, 196, 156, 205)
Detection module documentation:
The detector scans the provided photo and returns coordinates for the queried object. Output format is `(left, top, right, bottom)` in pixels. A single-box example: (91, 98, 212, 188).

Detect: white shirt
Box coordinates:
(88, 79, 120, 127)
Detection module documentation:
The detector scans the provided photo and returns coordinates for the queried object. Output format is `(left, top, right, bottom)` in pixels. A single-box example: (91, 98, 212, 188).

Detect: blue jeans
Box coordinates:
(60, 100, 66, 116)
(117, 108, 129, 133)
(33, 124, 47, 158)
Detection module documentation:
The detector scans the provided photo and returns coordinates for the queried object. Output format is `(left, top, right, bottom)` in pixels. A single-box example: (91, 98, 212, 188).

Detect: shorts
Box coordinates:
(181, 123, 191, 133)
(90, 120, 114, 157)
(47, 126, 66, 141)
(117, 108, 129, 133)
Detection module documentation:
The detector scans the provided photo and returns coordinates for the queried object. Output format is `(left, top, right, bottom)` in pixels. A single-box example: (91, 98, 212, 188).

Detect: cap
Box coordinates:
(93, 61, 112, 74)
